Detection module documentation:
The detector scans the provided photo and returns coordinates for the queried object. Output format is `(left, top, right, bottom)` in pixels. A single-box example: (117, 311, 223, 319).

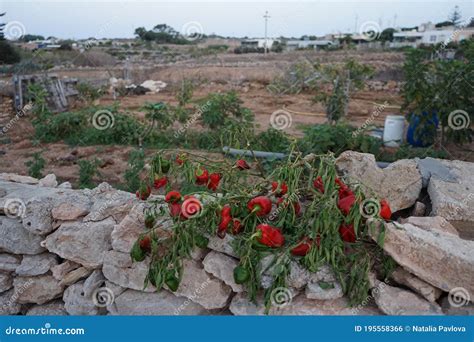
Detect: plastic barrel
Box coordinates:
(383, 115, 405, 147)
(406, 112, 439, 147)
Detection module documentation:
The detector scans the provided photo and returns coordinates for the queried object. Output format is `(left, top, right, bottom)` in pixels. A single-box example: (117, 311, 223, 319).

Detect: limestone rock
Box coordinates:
(370, 276, 443, 315)
(203, 251, 243, 292)
(207, 234, 238, 258)
(0, 173, 38, 184)
(102, 250, 154, 292)
(369, 220, 474, 296)
(58, 182, 72, 189)
(305, 280, 343, 300)
(83, 188, 134, 222)
(44, 218, 115, 268)
(13, 275, 64, 304)
(0, 217, 45, 254)
(404, 216, 459, 237)
(26, 300, 67, 315)
(15, 253, 58, 276)
(0, 253, 21, 272)
(391, 267, 442, 302)
(51, 260, 80, 280)
(287, 261, 310, 290)
(229, 292, 381, 316)
(38, 174, 58, 188)
(112, 289, 206, 315)
(63, 281, 100, 315)
(0, 273, 13, 293)
(0, 289, 22, 315)
(111, 202, 146, 253)
(83, 270, 106, 299)
(60, 267, 92, 286)
(22, 196, 54, 235)
(52, 202, 90, 221)
(174, 259, 232, 310)
(427, 159, 474, 221)
(411, 201, 426, 216)
(335, 151, 422, 211)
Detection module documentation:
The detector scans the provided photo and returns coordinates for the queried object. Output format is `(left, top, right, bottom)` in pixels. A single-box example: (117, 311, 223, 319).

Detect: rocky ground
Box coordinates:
(0, 151, 472, 316)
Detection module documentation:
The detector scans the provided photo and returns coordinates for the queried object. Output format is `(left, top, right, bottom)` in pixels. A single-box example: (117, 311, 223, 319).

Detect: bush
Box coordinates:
(78, 159, 99, 189)
(0, 40, 21, 64)
(123, 149, 145, 192)
(25, 152, 45, 178)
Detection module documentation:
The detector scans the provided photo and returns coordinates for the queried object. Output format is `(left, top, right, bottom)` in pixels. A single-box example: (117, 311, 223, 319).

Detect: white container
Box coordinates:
(383, 115, 405, 147)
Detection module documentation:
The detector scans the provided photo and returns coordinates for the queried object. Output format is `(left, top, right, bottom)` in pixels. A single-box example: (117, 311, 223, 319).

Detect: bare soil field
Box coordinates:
(1, 49, 472, 187)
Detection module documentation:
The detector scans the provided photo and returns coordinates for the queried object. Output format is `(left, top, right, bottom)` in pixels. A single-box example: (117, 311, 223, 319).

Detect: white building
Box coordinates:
(240, 38, 279, 49)
(286, 40, 336, 51)
(390, 22, 474, 48)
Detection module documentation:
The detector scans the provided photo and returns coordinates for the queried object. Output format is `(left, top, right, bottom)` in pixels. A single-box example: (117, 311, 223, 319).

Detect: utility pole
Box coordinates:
(354, 14, 358, 33)
(263, 11, 270, 55)
(393, 14, 397, 28)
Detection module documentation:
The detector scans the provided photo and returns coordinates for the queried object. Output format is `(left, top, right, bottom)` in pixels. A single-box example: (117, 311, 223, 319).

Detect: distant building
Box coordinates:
(286, 39, 335, 51)
(390, 22, 474, 48)
(240, 38, 279, 49)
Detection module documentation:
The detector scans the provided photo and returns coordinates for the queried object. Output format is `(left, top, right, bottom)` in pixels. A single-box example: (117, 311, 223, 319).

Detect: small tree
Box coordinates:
(448, 5, 462, 27)
(0, 13, 21, 64)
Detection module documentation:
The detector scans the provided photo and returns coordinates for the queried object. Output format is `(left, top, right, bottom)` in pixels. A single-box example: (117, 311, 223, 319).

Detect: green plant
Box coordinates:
(78, 159, 100, 189)
(25, 152, 45, 179)
(77, 82, 103, 104)
(200, 91, 254, 129)
(402, 44, 473, 145)
(124, 149, 146, 192)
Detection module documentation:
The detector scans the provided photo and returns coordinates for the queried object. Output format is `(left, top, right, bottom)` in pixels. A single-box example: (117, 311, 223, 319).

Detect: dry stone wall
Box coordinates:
(0, 151, 473, 316)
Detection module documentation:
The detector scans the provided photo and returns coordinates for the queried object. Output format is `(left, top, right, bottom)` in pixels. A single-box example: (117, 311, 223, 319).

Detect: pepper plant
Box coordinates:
(130, 147, 392, 312)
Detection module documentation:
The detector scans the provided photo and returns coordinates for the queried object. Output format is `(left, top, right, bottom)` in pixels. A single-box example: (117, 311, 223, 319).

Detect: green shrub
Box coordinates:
(123, 149, 145, 192)
(25, 152, 45, 178)
(78, 159, 100, 189)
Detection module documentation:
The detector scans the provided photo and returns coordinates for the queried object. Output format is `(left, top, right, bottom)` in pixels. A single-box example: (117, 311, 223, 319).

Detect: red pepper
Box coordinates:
(235, 159, 250, 170)
(313, 176, 325, 193)
(380, 199, 392, 220)
(247, 196, 272, 217)
(290, 237, 312, 256)
(335, 178, 345, 188)
(271, 181, 288, 197)
(168, 202, 182, 218)
(195, 168, 209, 185)
(207, 173, 222, 191)
(337, 193, 356, 216)
(256, 224, 285, 247)
(232, 219, 243, 235)
(165, 191, 181, 204)
(139, 235, 151, 252)
(136, 185, 151, 200)
(293, 201, 301, 215)
(175, 154, 185, 165)
(153, 175, 168, 189)
(217, 206, 232, 238)
(339, 223, 356, 243)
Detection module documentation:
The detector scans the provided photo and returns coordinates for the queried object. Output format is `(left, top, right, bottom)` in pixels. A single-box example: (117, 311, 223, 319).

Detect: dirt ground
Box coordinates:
(0, 49, 472, 187)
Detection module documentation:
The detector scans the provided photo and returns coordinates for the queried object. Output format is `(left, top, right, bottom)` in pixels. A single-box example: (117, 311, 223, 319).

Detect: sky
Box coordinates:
(1, 0, 473, 40)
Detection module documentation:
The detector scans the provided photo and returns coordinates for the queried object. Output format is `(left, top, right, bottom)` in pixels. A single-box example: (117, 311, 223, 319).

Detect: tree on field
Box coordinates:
(0, 13, 21, 64)
(448, 5, 462, 26)
(379, 28, 396, 42)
